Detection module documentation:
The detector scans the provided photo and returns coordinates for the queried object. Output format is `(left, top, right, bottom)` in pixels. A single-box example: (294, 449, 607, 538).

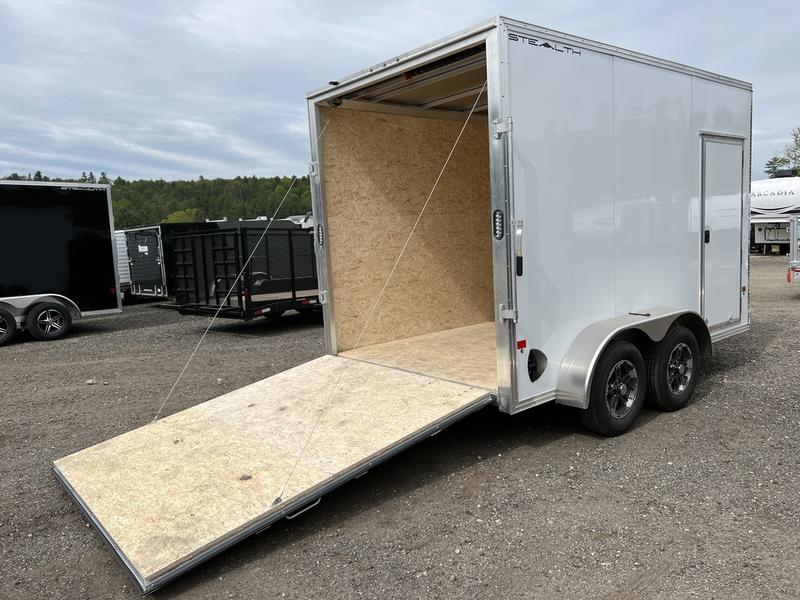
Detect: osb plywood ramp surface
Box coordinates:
(54, 355, 492, 588)
(342, 322, 497, 391)
(319, 106, 493, 352)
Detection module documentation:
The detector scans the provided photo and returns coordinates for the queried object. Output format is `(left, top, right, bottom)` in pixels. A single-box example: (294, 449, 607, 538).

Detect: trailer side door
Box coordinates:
(701, 134, 745, 329)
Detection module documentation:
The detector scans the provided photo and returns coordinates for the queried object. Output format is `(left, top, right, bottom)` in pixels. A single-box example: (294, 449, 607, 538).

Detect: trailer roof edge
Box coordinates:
(499, 17, 752, 91)
(306, 17, 499, 100)
(307, 15, 752, 101)
(0, 180, 111, 190)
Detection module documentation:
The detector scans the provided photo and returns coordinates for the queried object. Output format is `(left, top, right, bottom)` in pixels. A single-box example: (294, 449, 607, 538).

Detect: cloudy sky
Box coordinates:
(0, 0, 795, 181)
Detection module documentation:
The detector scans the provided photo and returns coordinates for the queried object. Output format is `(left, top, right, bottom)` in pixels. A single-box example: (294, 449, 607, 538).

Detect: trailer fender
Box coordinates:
(0, 294, 82, 324)
(556, 307, 710, 409)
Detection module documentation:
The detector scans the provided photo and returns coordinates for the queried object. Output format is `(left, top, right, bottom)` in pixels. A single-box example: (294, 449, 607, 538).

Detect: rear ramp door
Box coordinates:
(54, 355, 493, 593)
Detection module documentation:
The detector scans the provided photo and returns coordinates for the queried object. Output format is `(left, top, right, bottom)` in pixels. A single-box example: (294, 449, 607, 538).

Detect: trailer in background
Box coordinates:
(125, 225, 169, 297)
(55, 17, 752, 592)
(750, 176, 800, 254)
(125, 223, 221, 299)
(171, 223, 319, 320)
(114, 230, 131, 300)
(0, 181, 120, 346)
(788, 217, 800, 283)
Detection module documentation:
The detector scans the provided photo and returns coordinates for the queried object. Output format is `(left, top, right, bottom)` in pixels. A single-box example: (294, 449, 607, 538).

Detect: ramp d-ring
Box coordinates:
(285, 497, 322, 520)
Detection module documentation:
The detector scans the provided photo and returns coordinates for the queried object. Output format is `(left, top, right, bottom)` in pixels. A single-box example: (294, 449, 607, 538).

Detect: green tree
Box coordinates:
(2, 170, 312, 229)
(784, 127, 800, 169)
(765, 155, 789, 178)
(163, 208, 202, 223)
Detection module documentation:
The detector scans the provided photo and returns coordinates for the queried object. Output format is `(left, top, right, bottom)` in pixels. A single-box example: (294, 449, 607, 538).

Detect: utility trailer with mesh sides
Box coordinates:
(170, 223, 320, 319)
(0, 181, 121, 346)
(54, 17, 752, 593)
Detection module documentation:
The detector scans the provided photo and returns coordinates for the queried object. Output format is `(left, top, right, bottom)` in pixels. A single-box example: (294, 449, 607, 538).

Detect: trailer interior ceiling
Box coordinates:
(318, 42, 495, 388)
(332, 44, 488, 116)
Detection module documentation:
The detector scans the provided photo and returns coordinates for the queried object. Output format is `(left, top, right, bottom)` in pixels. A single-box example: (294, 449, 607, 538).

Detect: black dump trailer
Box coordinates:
(171, 223, 319, 320)
(0, 181, 121, 346)
(125, 223, 221, 298)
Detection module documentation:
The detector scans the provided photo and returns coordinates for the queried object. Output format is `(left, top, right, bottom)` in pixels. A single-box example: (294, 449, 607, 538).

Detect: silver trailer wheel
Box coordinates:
(581, 340, 646, 436)
(646, 325, 701, 411)
(0, 308, 17, 346)
(666, 342, 693, 395)
(26, 302, 72, 341)
(37, 309, 64, 334)
(605, 359, 639, 419)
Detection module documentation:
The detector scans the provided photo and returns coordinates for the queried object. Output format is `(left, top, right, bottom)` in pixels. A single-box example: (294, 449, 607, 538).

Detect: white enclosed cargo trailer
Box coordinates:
(54, 17, 752, 593)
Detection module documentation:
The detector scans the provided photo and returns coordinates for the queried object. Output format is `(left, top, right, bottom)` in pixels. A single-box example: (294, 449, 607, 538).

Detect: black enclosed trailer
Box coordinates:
(171, 223, 319, 320)
(0, 181, 121, 346)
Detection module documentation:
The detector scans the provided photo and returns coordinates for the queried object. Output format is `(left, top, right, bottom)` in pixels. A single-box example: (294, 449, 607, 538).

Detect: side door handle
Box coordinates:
(704, 229, 711, 244)
(514, 220, 524, 276)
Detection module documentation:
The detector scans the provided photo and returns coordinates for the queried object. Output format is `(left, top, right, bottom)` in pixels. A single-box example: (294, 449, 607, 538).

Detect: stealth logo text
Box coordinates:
(507, 33, 582, 56)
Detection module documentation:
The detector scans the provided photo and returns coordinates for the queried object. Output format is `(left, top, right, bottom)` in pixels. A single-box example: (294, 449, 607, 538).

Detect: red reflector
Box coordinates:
(110, 287, 116, 295)
(517, 339, 527, 350)
(253, 308, 263, 316)
(302, 299, 310, 304)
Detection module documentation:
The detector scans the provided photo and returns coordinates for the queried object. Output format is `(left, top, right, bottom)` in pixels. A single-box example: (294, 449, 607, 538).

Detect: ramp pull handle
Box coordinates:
(514, 220, 524, 276)
(285, 497, 322, 520)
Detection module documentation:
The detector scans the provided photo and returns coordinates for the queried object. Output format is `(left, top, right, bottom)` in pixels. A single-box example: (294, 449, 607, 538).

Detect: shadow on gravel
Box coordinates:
(702, 317, 780, 376)
(204, 310, 324, 338)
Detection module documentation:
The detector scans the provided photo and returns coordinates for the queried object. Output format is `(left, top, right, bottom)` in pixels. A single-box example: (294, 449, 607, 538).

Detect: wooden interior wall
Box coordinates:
(319, 106, 493, 352)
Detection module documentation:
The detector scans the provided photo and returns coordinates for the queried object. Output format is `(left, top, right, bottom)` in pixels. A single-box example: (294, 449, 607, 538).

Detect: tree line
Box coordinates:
(764, 126, 800, 178)
(0, 171, 312, 229)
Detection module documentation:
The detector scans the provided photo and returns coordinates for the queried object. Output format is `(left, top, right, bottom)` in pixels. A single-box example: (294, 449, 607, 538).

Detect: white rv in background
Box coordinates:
(55, 17, 752, 593)
(750, 176, 800, 252)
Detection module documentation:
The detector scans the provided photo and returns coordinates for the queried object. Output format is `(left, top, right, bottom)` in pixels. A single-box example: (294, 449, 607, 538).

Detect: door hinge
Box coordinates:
(308, 161, 319, 177)
(319, 290, 329, 305)
(499, 304, 517, 322)
(493, 117, 513, 139)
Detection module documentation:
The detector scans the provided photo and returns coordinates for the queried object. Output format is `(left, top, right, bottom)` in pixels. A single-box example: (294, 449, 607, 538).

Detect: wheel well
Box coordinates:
(23, 296, 80, 320)
(0, 301, 18, 315)
(607, 312, 712, 361)
(672, 313, 713, 358)
(609, 328, 655, 358)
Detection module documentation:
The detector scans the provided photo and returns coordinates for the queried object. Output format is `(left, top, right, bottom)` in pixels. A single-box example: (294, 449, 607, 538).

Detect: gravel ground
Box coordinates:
(1, 256, 798, 599)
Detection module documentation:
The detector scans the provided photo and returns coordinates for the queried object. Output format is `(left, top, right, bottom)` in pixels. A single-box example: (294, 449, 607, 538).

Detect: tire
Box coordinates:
(580, 341, 646, 436)
(646, 325, 700, 411)
(25, 302, 72, 341)
(0, 308, 17, 346)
